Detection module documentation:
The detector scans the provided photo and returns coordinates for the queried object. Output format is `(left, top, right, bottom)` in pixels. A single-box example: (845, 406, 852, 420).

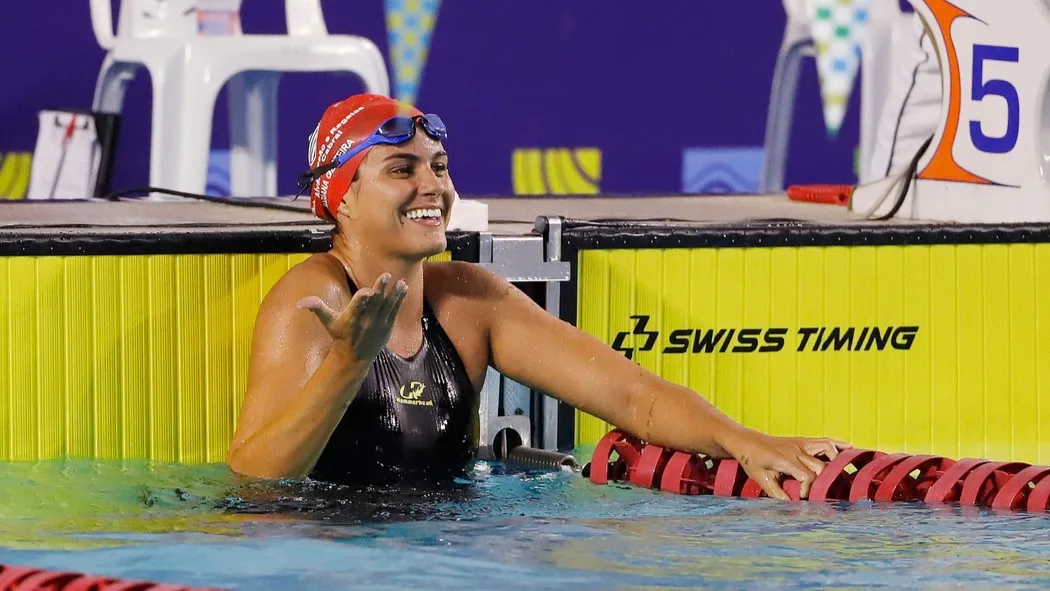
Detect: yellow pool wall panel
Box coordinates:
(0, 253, 310, 463)
(0, 249, 453, 463)
(574, 244, 1050, 465)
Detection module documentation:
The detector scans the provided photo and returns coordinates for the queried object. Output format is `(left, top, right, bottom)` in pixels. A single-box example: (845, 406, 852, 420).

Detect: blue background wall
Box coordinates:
(0, 1, 868, 199)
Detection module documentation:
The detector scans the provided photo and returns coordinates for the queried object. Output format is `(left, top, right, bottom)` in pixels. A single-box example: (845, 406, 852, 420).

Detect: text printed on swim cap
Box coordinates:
(315, 106, 365, 167)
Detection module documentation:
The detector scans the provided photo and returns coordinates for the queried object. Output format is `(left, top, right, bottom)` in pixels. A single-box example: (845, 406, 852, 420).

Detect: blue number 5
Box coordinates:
(970, 44, 1020, 154)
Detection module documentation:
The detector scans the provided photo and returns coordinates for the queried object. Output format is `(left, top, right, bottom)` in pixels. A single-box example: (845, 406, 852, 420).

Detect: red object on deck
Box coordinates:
(583, 429, 1050, 514)
(786, 184, 852, 206)
(0, 564, 225, 591)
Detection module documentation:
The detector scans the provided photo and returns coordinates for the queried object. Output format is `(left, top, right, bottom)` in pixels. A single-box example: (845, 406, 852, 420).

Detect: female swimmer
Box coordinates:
(227, 93, 851, 499)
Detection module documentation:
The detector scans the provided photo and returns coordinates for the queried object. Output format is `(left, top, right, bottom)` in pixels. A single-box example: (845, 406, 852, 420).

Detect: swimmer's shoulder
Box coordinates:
(422, 261, 507, 371)
(423, 260, 512, 306)
(257, 253, 351, 318)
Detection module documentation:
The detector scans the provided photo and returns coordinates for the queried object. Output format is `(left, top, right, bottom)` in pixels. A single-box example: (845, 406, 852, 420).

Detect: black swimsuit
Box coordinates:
(309, 269, 479, 486)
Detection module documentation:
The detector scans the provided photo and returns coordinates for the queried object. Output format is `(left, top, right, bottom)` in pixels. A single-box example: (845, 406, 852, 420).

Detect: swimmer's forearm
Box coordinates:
(229, 343, 371, 480)
(480, 265, 752, 460)
(626, 374, 749, 460)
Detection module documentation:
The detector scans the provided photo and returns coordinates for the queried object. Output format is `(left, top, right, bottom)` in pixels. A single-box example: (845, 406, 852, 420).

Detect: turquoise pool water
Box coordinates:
(1, 456, 1049, 590)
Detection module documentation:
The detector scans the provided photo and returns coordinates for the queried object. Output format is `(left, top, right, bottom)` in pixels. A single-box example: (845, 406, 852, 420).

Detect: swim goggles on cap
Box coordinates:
(296, 113, 448, 193)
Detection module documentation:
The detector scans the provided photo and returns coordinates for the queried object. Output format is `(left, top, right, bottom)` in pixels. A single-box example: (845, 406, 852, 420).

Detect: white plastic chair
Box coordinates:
(759, 0, 910, 192)
(89, 0, 390, 198)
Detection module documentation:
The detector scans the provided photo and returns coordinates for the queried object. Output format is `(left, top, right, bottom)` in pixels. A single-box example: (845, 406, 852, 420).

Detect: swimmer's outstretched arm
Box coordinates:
(464, 264, 851, 500)
(228, 269, 407, 480)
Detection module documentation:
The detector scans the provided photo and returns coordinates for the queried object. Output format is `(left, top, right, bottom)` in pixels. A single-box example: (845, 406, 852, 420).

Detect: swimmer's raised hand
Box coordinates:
(229, 271, 409, 480)
(297, 273, 408, 361)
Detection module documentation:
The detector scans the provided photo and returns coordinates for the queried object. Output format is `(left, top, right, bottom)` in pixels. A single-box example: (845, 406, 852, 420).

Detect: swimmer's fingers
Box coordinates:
(297, 296, 339, 328)
(373, 273, 401, 307)
(757, 450, 820, 500)
(378, 280, 408, 325)
(802, 438, 849, 462)
(792, 452, 826, 499)
(360, 274, 403, 324)
(733, 434, 841, 500)
(753, 471, 790, 501)
(358, 274, 394, 315)
(349, 273, 392, 321)
(300, 294, 370, 339)
(370, 273, 393, 300)
(347, 289, 377, 334)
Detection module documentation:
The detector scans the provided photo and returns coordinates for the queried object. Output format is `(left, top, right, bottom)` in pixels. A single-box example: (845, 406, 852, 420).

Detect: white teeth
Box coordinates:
(405, 208, 442, 220)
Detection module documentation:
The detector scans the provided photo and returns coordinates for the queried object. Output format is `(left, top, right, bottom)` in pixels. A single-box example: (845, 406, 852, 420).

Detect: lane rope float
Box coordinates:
(582, 430, 1050, 512)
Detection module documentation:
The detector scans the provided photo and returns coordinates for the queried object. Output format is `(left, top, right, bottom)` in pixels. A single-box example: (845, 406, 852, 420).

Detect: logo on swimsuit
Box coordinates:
(397, 381, 434, 406)
(612, 315, 919, 360)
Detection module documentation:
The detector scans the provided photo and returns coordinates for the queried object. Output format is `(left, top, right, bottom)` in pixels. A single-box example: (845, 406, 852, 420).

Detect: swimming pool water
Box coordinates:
(1, 454, 1049, 590)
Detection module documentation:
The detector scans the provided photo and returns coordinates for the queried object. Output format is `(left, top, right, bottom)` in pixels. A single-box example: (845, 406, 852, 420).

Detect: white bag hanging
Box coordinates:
(25, 110, 121, 201)
(26, 111, 101, 201)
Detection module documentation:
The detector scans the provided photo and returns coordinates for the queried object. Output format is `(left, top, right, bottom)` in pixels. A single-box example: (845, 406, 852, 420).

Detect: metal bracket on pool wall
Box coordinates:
(475, 216, 577, 471)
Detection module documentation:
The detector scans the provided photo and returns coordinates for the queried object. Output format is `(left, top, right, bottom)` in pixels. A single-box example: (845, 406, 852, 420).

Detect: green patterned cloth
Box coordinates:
(809, 0, 872, 136)
(385, 0, 441, 108)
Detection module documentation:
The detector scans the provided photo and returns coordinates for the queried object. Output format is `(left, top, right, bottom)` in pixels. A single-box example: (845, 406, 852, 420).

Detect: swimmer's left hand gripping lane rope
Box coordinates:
(583, 430, 1050, 512)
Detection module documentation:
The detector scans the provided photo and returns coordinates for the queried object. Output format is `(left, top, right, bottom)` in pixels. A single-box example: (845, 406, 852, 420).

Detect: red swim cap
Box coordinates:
(306, 93, 424, 220)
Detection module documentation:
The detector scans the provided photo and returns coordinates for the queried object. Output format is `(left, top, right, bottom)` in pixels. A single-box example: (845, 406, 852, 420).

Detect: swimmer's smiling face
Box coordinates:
(339, 126, 453, 260)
